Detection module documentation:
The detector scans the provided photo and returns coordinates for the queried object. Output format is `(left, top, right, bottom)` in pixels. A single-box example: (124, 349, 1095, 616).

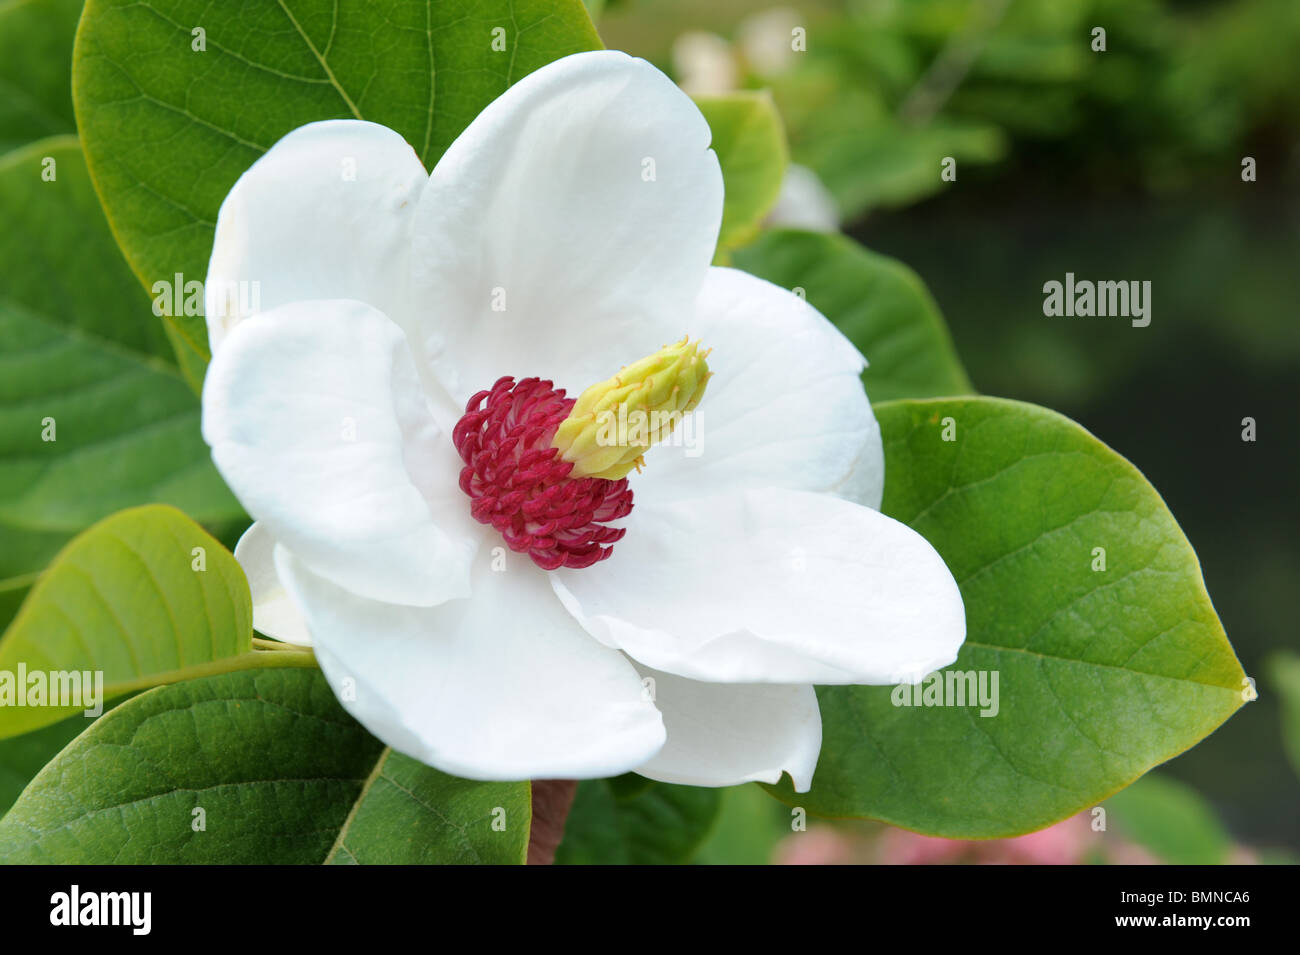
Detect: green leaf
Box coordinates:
(765, 396, 1246, 837)
(0, 696, 132, 818)
(0, 293, 238, 532)
(0, 667, 530, 863)
(0, 505, 275, 737)
(0, 709, 91, 817)
(695, 92, 788, 253)
(0, 140, 244, 626)
(604, 770, 655, 800)
(0, 1, 201, 379)
(1268, 651, 1300, 780)
(1103, 772, 1233, 865)
(693, 783, 792, 865)
(326, 747, 530, 864)
(0, 0, 82, 154)
(0, 567, 39, 630)
(0, 138, 173, 363)
(733, 228, 973, 400)
(0, 287, 243, 605)
(556, 777, 721, 864)
(72, 0, 603, 364)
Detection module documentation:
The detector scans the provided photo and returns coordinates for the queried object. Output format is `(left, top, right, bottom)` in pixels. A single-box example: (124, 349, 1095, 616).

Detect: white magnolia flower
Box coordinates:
(201, 51, 965, 789)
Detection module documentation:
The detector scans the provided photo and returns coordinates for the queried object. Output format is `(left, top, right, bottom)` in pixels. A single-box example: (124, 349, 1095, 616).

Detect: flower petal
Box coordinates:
(829, 432, 885, 512)
(633, 663, 821, 791)
(277, 550, 667, 782)
(232, 522, 311, 646)
(203, 299, 477, 607)
(409, 50, 723, 402)
(635, 267, 882, 507)
(205, 120, 426, 353)
(553, 488, 965, 684)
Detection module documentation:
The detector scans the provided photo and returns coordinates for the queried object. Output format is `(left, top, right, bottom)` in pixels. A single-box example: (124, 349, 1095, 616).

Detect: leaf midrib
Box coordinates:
(323, 746, 390, 863)
(964, 640, 1238, 691)
(274, 0, 364, 121)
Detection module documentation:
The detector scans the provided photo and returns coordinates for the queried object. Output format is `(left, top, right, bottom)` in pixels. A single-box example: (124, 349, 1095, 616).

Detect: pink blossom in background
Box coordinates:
(991, 813, 1095, 865)
(774, 813, 1114, 865)
(774, 827, 858, 865)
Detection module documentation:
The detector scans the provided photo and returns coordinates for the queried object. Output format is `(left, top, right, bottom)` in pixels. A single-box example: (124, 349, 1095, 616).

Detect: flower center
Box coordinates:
(452, 339, 710, 570)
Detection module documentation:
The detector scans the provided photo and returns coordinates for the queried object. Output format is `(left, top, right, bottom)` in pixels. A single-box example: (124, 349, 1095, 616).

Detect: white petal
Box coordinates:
(232, 522, 311, 646)
(553, 488, 965, 684)
(633, 663, 821, 791)
(205, 120, 426, 353)
(636, 267, 882, 507)
(409, 50, 723, 403)
(277, 549, 667, 782)
(203, 299, 477, 607)
(829, 430, 885, 512)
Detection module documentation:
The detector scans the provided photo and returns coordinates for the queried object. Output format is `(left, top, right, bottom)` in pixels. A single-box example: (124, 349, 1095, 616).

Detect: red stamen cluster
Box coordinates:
(452, 376, 633, 570)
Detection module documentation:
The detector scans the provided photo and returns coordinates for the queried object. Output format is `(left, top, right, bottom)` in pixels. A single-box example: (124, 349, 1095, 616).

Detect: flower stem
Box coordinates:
(252, 636, 309, 651)
(527, 779, 578, 865)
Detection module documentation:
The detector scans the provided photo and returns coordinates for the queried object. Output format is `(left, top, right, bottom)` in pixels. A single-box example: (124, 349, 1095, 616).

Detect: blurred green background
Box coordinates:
(595, 0, 1300, 862)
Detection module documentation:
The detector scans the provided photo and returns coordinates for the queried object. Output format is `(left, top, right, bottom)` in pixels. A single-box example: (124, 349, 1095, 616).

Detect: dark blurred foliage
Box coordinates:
(784, 0, 1300, 212)
(606, 0, 1300, 213)
(818, 0, 1300, 201)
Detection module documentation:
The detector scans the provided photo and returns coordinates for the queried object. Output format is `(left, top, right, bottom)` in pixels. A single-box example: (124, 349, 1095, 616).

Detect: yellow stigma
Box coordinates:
(552, 337, 711, 480)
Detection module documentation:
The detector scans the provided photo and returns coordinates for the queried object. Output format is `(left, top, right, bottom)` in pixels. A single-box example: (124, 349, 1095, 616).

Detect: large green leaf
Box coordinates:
(326, 746, 529, 864)
(0, 0, 214, 386)
(0, 287, 242, 597)
(765, 397, 1245, 837)
(0, 140, 244, 625)
(0, 0, 197, 372)
(0, 559, 42, 636)
(733, 228, 972, 401)
(0, 0, 82, 154)
(0, 138, 172, 363)
(0, 505, 277, 737)
(0, 293, 236, 531)
(556, 776, 721, 864)
(0, 667, 530, 863)
(0, 696, 132, 818)
(0, 709, 92, 817)
(695, 92, 787, 254)
(72, 0, 603, 364)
